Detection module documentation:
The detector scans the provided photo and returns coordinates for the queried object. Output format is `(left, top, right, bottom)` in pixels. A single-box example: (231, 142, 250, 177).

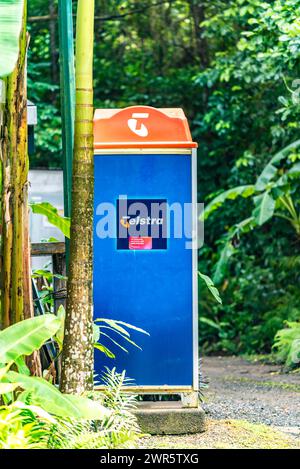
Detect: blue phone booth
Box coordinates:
(93, 106, 198, 406)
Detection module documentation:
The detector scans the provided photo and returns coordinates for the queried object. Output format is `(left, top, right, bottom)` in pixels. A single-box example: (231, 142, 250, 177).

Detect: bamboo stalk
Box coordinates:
(60, 0, 95, 394)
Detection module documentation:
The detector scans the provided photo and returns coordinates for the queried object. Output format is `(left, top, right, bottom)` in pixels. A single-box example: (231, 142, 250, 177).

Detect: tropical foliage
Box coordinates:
(0, 315, 141, 449)
(203, 140, 300, 285)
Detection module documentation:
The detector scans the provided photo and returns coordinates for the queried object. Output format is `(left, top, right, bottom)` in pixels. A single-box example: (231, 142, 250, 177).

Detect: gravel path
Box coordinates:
(141, 356, 300, 448)
(202, 356, 300, 436)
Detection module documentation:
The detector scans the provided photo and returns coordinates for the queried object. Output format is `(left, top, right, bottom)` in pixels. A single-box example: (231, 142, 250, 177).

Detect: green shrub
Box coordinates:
(273, 321, 300, 370)
(199, 249, 300, 355)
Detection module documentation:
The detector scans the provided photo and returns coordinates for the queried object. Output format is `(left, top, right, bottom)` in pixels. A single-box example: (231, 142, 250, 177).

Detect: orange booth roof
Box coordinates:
(93, 106, 197, 149)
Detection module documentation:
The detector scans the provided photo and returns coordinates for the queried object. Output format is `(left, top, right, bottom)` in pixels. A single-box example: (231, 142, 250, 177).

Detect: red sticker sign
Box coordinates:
(129, 236, 153, 250)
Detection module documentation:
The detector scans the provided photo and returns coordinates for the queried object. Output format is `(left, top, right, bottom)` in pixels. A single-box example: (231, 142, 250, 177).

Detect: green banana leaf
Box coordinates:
(15, 356, 30, 375)
(252, 191, 276, 225)
(288, 162, 300, 177)
(0, 0, 24, 77)
(255, 139, 300, 191)
(212, 217, 256, 285)
(30, 202, 71, 238)
(0, 382, 19, 394)
(0, 314, 61, 364)
(7, 371, 110, 420)
(202, 185, 255, 220)
(12, 401, 57, 424)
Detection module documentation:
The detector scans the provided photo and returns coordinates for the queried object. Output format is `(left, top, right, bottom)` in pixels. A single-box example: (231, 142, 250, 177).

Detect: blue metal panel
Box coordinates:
(93, 153, 193, 386)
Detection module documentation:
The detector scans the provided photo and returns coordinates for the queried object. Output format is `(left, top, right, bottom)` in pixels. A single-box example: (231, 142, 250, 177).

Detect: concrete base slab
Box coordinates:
(133, 402, 206, 435)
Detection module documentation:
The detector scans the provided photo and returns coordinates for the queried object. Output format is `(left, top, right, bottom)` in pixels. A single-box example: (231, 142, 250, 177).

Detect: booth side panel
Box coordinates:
(192, 148, 199, 391)
(93, 153, 194, 387)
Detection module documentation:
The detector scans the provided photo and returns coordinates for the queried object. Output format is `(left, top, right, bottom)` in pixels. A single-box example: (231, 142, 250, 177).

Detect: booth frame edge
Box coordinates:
(93, 147, 199, 408)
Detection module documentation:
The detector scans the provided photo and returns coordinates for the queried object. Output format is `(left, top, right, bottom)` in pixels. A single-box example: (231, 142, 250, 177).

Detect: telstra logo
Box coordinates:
(120, 217, 130, 228)
(120, 215, 163, 228)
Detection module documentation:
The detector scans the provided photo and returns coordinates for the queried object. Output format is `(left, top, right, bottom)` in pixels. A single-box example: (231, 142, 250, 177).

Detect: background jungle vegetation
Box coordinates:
(28, 0, 300, 358)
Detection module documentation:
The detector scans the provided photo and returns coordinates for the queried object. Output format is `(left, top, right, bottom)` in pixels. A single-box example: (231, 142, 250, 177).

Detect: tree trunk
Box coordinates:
(1, 2, 29, 327)
(188, 0, 209, 69)
(60, 0, 95, 394)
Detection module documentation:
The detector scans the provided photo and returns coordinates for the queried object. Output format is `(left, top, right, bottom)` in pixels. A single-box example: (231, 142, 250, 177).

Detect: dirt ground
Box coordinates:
(141, 356, 300, 449)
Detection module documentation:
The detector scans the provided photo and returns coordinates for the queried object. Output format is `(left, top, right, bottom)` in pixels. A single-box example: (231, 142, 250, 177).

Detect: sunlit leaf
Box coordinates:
(15, 356, 30, 375)
(0, 314, 61, 364)
(30, 202, 70, 238)
(94, 343, 115, 359)
(0, 0, 24, 77)
(0, 382, 19, 394)
(55, 305, 66, 350)
(94, 318, 149, 336)
(7, 371, 110, 420)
